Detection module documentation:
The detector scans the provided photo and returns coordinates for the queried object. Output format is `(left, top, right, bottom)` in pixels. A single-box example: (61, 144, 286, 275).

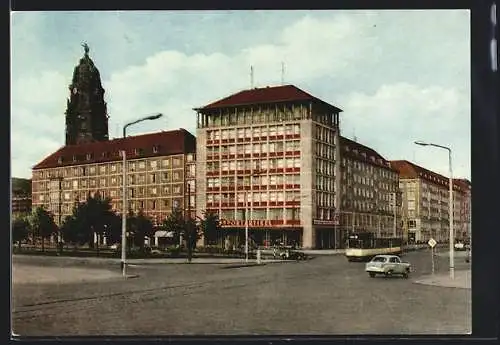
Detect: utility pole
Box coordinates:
(250, 66, 254, 89)
(57, 177, 63, 254)
(187, 181, 192, 262)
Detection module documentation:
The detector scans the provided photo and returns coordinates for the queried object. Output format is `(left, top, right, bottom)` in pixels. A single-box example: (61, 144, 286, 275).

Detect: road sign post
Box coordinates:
(428, 238, 437, 275)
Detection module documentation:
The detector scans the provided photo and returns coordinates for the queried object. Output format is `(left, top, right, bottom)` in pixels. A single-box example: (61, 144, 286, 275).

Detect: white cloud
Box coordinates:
(11, 11, 470, 181)
(340, 83, 470, 179)
(11, 70, 68, 177)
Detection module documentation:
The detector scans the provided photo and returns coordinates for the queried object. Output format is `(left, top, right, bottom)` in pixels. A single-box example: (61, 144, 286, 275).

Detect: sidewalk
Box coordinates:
(413, 269, 471, 289)
(12, 265, 124, 284)
(12, 254, 285, 265)
(298, 249, 345, 255)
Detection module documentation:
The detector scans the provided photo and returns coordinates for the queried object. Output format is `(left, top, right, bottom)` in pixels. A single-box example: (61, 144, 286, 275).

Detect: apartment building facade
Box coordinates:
(194, 85, 342, 249)
(390, 160, 471, 243)
(31, 130, 196, 242)
(12, 178, 32, 218)
(338, 137, 401, 243)
(453, 178, 472, 242)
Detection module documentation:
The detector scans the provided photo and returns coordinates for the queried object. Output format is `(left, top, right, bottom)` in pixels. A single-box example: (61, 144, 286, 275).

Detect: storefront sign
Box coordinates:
(219, 219, 272, 228)
(313, 217, 340, 226)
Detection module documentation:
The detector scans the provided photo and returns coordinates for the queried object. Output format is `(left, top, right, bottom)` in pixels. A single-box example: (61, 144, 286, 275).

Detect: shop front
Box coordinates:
(313, 218, 345, 249)
(214, 219, 303, 249)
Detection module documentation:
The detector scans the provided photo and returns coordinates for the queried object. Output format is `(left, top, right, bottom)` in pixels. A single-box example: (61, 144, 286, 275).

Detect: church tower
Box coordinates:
(65, 43, 109, 146)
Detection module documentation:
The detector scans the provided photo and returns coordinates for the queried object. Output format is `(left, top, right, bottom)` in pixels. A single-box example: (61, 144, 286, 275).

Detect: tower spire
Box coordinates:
(82, 42, 90, 56)
(65, 43, 109, 146)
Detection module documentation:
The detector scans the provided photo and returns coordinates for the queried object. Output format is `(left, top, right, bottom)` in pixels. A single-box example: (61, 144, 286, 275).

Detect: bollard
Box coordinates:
(256, 249, 261, 264)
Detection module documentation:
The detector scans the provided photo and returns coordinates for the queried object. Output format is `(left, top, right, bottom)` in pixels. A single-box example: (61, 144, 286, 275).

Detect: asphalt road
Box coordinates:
(11, 248, 471, 336)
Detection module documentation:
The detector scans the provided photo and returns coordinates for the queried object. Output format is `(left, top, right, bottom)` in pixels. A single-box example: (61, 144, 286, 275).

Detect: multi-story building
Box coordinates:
(194, 85, 342, 249)
(338, 137, 401, 244)
(12, 178, 32, 217)
(32, 129, 196, 232)
(454, 178, 472, 242)
(30, 45, 197, 245)
(390, 160, 470, 244)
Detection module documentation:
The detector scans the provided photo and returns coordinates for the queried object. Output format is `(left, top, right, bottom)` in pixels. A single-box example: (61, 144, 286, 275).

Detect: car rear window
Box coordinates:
(372, 257, 386, 262)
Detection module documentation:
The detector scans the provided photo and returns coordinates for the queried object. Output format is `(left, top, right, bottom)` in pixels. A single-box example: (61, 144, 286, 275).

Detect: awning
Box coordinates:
(155, 230, 174, 238)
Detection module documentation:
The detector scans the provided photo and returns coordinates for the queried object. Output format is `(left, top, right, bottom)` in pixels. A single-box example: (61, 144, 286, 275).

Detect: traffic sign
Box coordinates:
(428, 238, 437, 248)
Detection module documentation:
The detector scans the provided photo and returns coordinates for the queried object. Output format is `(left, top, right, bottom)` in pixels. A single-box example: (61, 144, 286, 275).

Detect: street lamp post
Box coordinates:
(121, 113, 163, 277)
(415, 141, 454, 279)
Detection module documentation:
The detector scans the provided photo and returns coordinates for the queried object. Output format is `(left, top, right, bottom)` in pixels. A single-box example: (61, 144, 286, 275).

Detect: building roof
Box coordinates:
(33, 129, 196, 170)
(390, 160, 467, 192)
(453, 178, 472, 191)
(339, 136, 396, 172)
(195, 84, 343, 112)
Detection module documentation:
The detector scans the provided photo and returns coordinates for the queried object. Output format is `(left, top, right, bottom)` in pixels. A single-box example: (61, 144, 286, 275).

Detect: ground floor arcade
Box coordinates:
(203, 226, 350, 250)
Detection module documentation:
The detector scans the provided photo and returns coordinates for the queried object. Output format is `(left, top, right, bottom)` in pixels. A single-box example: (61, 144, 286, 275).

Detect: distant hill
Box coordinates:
(12, 178, 32, 196)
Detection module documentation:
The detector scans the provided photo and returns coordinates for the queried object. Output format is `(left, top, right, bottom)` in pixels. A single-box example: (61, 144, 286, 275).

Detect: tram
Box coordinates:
(345, 232, 402, 262)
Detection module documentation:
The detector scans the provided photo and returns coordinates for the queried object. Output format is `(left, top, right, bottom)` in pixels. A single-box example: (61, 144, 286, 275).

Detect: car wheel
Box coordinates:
(402, 272, 409, 279)
(369, 272, 376, 278)
(385, 270, 393, 277)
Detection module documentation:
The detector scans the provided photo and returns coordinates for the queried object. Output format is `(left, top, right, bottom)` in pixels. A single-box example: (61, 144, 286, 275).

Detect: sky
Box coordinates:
(11, 10, 470, 180)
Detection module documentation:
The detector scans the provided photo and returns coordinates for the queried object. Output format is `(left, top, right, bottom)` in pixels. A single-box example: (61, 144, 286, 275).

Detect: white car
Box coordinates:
(454, 242, 465, 251)
(365, 255, 411, 278)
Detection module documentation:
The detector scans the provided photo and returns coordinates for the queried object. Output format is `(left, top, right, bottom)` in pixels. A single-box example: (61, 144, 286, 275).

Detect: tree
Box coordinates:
(62, 194, 120, 253)
(105, 212, 122, 245)
(132, 210, 154, 249)
(83, 192, 116, 253)
(184, 217, 202, 263)
(30, 207, 56, 252)
(199, 211, 221, 246)
(61, 213, 85, 247)
(12, 215, 30, 250)
(160, 208, 201, 263)
(160, 208, 185, 246)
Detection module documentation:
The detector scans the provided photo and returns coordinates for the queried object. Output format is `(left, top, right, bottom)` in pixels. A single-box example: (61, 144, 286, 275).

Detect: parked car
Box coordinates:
(147, 247, 166, 256)
(454, 241, 466, 251)
(365, 255, 411, 278)
(276, 246, 308, 261)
